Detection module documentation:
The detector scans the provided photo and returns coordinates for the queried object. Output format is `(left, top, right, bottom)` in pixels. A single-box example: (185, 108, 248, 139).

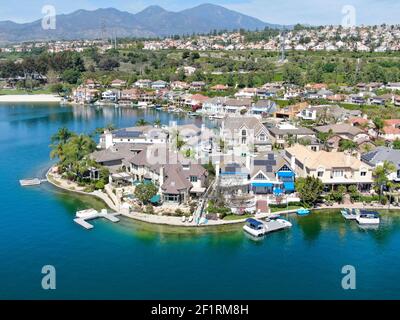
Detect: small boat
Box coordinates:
(19, 178, 41, 186)
(76, 209, 99, 220)
(243, 218, 266, 237)
(297, 208, 310, 216)
(188, 112, 198, 117)
(341, 208, 358, 220)
(356, 211, 380, 225)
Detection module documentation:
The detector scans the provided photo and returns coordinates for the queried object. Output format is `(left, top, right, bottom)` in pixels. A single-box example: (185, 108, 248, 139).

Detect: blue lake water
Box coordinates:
(1, 103, 400, 300)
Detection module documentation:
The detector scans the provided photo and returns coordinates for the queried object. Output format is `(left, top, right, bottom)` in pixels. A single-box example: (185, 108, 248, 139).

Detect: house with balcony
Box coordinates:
(285, 144, 373, 192)
(250, 152, 296, 195)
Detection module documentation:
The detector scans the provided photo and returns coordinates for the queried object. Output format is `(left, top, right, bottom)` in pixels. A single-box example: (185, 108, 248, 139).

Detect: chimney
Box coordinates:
(246, 154, 251, 170)
(291, 156, 296, 170)
(105, 132, 113, 149)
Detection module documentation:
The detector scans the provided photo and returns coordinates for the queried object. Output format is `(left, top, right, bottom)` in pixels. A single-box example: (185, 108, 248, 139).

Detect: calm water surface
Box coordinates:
(1, 103, 400, 299)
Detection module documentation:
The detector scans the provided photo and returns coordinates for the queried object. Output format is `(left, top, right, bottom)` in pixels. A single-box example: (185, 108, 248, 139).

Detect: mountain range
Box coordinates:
(0, 3, 285, 44)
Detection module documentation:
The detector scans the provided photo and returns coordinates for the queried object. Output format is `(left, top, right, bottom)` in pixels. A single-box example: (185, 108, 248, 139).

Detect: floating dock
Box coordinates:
(19, 178, 46, 186)
(264, 219, 292, 234)
(74, 209, 120, 230)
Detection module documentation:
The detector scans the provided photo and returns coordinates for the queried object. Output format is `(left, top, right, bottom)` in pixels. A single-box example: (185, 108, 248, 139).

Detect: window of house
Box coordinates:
(333, 170, 344, 177)
(242, 130, 247, 136)
(255, 173, 266, 180)
(397, 170, 400, 178)
(360, 171, 367, 177)
(242, 137, 247, 144)
(259, 134, 266, 141)
(318, 171, 324, 177)
(190, 176, 198, 183)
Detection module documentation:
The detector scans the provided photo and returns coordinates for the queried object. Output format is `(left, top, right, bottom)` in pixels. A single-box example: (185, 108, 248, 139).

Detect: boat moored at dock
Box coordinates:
(297, 208, 310, 216)
(356, 211, 380, 225)
(243, 218, 266, 237)
(243, 216, 292, 237)
(19, 178, 43, 186)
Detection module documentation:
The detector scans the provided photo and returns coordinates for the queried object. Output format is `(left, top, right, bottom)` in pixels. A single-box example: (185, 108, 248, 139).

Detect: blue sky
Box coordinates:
(1, 0, 399, 25)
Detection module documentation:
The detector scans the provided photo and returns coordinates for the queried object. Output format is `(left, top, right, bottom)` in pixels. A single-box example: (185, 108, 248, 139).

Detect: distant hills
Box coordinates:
(0, 3, 286, 44)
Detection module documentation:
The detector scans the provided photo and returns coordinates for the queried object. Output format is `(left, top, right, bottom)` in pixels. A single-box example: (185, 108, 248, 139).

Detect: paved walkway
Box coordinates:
(47, 168, 395, 228)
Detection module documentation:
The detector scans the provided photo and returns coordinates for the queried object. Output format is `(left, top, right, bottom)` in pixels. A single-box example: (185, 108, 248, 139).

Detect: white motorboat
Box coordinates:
(356, 211, 380, 225)
(243, 218, 266, 237)
(76, 209, 99, 220)
(19, 178, 41, 186)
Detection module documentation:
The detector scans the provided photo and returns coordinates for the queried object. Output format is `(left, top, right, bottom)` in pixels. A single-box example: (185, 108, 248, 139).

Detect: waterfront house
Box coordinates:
(285, 144, 373, 192)
(72, 86, 99, 104)
(134, 79, 152, 89)
(202, 97, 225, 115)
(100, 126, 168, 149)
(111, 79, 127, 88)
(151, 80, 168, 90)
(361, 147, 400, 182)
(120, 88, 141, 102)
(101, 90, 120, 102)
(250, 152, 296, 195)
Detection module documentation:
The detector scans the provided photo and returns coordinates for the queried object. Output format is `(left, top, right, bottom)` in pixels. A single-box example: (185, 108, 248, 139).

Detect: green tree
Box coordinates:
(339, 139, 358, 152)
(136, 119, 149, 126)
(295, 176, 324, 207)
(373, 161, 396, 199)
(134, 183, 158, 205)
(373, 117, 384, 138)
(392, 139, 400, 150)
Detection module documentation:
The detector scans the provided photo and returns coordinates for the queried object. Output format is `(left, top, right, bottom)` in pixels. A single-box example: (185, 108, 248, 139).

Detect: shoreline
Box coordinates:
(0, 94, 62, 103)
(45, 166, 394, 229)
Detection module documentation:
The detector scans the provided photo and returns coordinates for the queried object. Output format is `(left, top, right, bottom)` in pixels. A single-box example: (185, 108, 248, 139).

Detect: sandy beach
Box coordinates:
(0, 94, 62, 103)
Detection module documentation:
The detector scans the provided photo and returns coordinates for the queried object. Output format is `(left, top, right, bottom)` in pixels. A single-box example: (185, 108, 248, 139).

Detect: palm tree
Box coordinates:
(373, 117, 384, 138)
(136, 119, 149, 126)
(51, 127, 74, 145)
(373, 160, 396, 200)
(153, 119, 162, 127)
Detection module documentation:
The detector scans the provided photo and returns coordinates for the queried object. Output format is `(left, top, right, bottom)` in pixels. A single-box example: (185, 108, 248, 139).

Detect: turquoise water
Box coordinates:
(1, 103, 400, 300)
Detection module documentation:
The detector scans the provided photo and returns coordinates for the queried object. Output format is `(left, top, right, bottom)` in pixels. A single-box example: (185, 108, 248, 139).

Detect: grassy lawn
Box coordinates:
(270, 205, 302, 213)
(223, 214, 253, 221)
(0, 88, 53, 95)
